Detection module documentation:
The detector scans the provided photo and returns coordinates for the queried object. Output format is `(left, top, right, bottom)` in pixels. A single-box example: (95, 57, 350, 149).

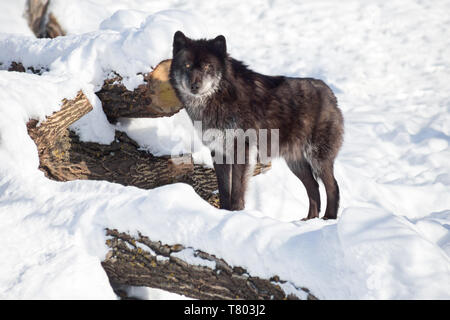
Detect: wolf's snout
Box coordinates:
(190, 82, 201, 93)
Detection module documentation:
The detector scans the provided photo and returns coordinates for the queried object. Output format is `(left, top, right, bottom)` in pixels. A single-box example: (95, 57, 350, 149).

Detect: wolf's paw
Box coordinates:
(229, 202, 245, 211)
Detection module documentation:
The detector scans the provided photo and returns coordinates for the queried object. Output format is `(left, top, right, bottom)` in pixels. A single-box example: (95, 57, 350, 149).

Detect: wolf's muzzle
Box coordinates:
(190, 82, 201, 93)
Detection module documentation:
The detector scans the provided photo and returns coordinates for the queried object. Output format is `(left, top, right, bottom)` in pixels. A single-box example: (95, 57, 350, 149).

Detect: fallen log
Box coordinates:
(25, 89, 220, 205)
(5, 59, 184, 120)
(17, 59, 270, 203)
(103, 229, 317, 300)
(97, 60, 184, 122)
(26, 89, 270, 205)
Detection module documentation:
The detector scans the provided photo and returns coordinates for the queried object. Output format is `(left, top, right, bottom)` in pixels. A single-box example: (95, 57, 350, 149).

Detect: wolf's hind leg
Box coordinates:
(287, 159, 321, 220)
(318, 161, 340, 220)
(214, 162, 232, 210)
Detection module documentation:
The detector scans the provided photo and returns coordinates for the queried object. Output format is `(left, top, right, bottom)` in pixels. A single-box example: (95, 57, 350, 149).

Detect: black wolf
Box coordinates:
(170, 31, 344, 220)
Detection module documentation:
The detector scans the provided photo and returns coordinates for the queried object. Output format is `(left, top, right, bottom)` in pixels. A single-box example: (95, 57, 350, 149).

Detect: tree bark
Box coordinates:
(97, 60, 184, 122)
(25, 0, 65, 38)
(103, 229, 317, 300)
(5, 59, 184, 119)
(25, 89, 222, 205)
(6, 61, 48, 74)
(26, 89, 270, 205)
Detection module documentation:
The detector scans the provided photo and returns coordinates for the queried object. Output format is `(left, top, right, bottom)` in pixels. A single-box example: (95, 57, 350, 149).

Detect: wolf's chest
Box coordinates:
(185, 104, 239, 155)
(185, 100, 236, 129)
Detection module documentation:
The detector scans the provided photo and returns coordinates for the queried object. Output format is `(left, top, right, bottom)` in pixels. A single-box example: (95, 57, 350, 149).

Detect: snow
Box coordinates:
(120, 285, 192, 300)
(0, 0, 449, 300)
(0, 0, 33, 37)
(114, 113, 210, 161)
(49, 0, 173, 35)
(172, 248, 217, 270)
(338, 208, 450, 299)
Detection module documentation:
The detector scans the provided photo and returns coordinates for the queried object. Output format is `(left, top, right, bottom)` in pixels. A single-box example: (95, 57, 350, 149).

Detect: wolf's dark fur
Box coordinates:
(170, 31, 344, 219)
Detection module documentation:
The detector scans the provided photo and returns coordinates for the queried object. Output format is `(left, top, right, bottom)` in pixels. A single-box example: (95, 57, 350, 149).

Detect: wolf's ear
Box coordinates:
(212, 35, 226, 55)
(173, 31, 187, 56)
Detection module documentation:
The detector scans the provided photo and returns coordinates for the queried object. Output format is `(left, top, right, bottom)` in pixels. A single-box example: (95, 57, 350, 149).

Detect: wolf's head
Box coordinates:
(170, 31, 226, 99)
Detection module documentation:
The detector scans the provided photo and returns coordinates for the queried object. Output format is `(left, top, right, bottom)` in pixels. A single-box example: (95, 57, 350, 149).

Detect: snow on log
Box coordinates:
(103, 229, 317, 300)
(6, 59, 183, 120)
(25, 89, 218, 204)
(6, 58, 270, 202)
(97, 59, 184, 122)
(25, 88, 270, 203)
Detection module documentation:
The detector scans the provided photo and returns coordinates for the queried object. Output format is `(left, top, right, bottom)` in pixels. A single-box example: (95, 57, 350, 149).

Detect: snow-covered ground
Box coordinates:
(0, 0, 33, 36)
(0, 0, 449, 299)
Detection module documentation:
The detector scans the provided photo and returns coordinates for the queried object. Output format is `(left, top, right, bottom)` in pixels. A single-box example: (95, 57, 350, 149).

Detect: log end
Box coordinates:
(98, 59, 183, 122)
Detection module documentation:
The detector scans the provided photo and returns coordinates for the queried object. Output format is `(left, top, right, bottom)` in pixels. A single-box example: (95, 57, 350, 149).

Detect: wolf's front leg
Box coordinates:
(230, 163, 249, 211)
(213, 162, 232, 210)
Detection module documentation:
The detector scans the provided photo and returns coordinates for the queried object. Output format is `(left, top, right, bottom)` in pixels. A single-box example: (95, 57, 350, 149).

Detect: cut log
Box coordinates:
(26, 89, 270, 205)
(28, 91, 92, 159)
(3, 59, 182, 120)
(26, 90, 214, 204)
(103, 229, 317, 300)
(5, 59, 269, 203)
(97, 60, 183, 122)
